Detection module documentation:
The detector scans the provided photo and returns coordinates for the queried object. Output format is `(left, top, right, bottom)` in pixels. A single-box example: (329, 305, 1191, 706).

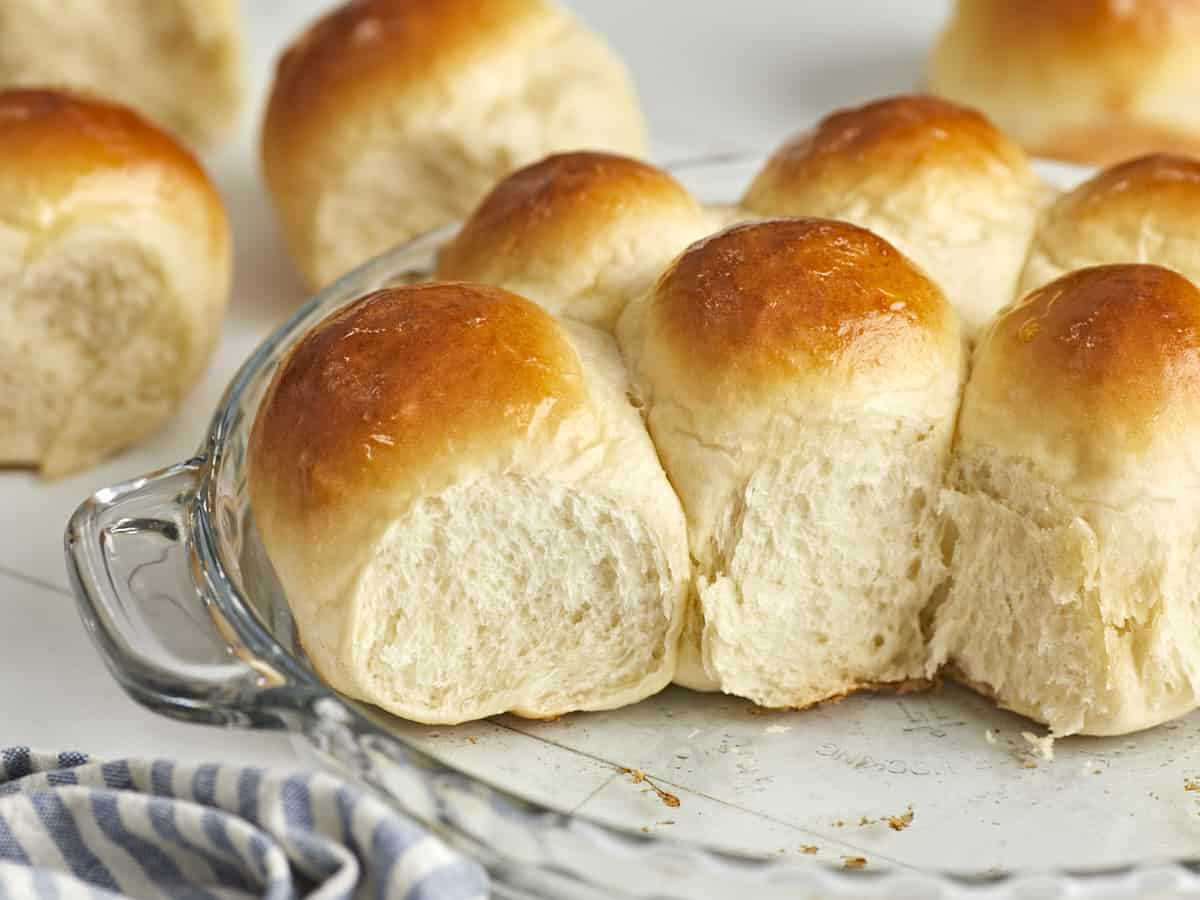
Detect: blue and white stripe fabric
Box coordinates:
(0, 749, 487, 900)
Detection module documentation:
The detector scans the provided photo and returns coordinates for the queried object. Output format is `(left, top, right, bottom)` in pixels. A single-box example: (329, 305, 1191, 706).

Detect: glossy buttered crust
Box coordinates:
(435, 151, 713, 329)
(930, 0, 1200, 165)
(633, 217, 961, 417)
(437, 152, 700, 277)
(250, 282, 587, 515)
(966, 264, 1200, 482)
(744, 94, 1031, 211)
(0, 88, 225, 237)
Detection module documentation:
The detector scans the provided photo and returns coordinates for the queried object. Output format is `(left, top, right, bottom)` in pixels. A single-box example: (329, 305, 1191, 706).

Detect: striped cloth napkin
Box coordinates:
(0, 749, 488, 900)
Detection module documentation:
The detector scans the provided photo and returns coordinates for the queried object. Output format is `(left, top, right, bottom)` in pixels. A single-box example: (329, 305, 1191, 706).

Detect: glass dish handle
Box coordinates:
(64, 461, 301, 729)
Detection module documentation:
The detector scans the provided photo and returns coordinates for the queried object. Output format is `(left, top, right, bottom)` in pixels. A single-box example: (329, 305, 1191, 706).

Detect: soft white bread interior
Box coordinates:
(1020, 153, 1200, 296)
(262, 0, 648, 290)
(0, 0, 242, 147)
(930, 0, 1200, 166)
(618, 218, 965, 707)
(930, 264, 1200, 736)
(435, 152, 716, 331)
(249, 282, 689, 725)
(742, 94, 1039, 338)
(0, 88, 232, 477)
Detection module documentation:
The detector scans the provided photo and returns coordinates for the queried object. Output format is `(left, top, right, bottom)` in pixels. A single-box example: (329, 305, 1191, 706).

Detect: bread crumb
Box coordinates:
(656, 820, 675, 826)
(858, 816, 875, 826)
(833, 819, 846, 827)
(1022, 760, 1038, 769)
(641, 826, 649, 833)
(1021, 731, 1055, 761)
(985, 729, 997, 745)
(887, 806, 915, 831)
(1185, 778, 1200, 792)
(800, 845, 818, 855)
(618, 767, 681, 808)
(467, 736, 478, 745)
(842, 856, 868, 870)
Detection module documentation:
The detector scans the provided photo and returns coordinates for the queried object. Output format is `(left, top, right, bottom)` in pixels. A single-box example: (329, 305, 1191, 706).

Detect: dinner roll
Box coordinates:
(249, 283, 689, 725)
(263, 0, 648, 290)
(435, 152, 715, 330)
(1020, 153, 1200, 296)
(618, 219, 964, 708)
(742, 95, 1039, 337)
(0, 0, 241, 147)
(930, 264, 1200, 736)
(0, 89, 231, 477)
(930, 0, 1200, 166)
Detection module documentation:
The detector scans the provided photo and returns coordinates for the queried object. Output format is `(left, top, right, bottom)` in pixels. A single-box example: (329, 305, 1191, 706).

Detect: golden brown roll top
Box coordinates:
(435, 152, 714, 330)
(265, 0, 547, 149)
(251, 283, 586, 516)
(0, 88, 224, 237)
(745, 94, 1029, 199)
(1039, 153, 1200, 228)
(742, 95, 1039, 337)
(628, 218, 962, 422)
(0, 88, 231, 476)
(966, 264, 1200, 490)
(930, 0, 1200, 165)
(1020, 153, 1200, 295)
(262, 0, 648, 289)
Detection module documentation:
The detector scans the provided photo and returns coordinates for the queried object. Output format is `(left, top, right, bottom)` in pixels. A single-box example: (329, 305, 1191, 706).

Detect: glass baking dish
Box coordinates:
(65, 154, 1200, 900)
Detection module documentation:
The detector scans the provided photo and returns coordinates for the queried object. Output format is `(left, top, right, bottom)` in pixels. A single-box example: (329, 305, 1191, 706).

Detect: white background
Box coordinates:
(0, 1, 949, 765)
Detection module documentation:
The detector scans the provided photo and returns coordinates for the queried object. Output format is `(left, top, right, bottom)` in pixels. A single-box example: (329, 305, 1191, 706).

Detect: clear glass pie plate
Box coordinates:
(65, 155, 1200, 900)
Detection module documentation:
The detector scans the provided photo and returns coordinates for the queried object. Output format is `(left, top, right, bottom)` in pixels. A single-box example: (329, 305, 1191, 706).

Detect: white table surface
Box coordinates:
(0, 0, 949, 765)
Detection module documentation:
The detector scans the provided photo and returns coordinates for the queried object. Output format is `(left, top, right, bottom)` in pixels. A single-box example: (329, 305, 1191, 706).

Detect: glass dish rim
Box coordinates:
(76, 151, 1199, 899)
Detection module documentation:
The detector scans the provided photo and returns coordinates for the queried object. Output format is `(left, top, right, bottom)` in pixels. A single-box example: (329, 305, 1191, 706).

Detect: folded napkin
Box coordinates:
(0, 749, 488, 900)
